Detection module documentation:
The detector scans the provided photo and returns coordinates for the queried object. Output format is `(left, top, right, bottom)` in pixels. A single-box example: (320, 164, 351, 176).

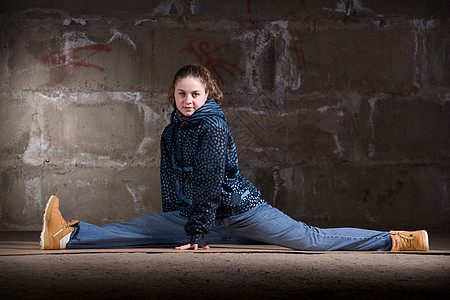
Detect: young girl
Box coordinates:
(40, 64, 429, 251)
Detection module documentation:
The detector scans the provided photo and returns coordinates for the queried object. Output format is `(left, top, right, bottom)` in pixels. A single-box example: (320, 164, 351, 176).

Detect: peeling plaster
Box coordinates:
(134, 18, 156, 26)
(134, 0, 185, 23)
(411, 19, 427, 89)
(333, 134, 345, 157)
(410, 19, 438, 89)
(189, 0, 201, 15)
(351, 0, 383, 17)
(323, 0, 383, 17)
(234, 30, 272, 92)
(137, 137, 155, 155)
(152, 0, 183, 16)
(59, 31, 95, 54)
(317, 105, 344, 117)
(63, 18, 87, 26)
(317, 106, 331, 113)
(143, 106, 163, 123)
(109, 27, 137, 51)
(269, 21, 301, 92)
(126, 184, 149, 214)
(23, 177, 43, 215)
(23, 108, 49, 166)
(445, 92, 450, 102)
(368, 94, 385, 158)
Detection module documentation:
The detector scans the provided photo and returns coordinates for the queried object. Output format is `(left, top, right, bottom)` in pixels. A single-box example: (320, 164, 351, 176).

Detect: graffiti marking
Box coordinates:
(288, 19, 320, 73)
(42, 31, 134, 83)
(180, 36, 244, 87)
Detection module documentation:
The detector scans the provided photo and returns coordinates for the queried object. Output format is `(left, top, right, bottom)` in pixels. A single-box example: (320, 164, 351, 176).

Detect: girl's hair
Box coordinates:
(168, 64, 223, 108)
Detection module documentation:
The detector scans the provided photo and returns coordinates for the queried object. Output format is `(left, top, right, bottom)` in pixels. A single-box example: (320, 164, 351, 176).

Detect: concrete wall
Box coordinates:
(0, 0, 449, 231)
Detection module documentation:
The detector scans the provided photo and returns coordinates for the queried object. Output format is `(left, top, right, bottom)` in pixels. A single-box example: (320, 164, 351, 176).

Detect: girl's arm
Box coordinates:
(184, 124, 228, 246)
(160, 126, 178, 212)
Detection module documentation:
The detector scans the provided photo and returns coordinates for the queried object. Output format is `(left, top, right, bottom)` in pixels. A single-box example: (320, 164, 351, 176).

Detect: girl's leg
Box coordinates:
(67, 212, 228, 249)
(221, 204, 392, 251)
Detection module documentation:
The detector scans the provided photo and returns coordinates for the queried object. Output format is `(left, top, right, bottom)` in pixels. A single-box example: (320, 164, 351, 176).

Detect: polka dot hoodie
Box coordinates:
(160, 99, 266, 245)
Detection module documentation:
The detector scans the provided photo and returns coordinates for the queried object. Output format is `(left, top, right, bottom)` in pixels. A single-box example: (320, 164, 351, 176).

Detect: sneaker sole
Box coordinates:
(421, 230, 429, 251)
(39, 195, 57, 250)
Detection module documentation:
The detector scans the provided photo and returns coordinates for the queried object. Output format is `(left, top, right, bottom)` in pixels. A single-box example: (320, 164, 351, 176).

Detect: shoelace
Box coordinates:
(65, 220, 79, 227)
(394, 232, 416, 250)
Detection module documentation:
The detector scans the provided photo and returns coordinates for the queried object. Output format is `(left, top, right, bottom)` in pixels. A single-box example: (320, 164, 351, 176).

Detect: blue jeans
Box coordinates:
(67, 204, 392, 251)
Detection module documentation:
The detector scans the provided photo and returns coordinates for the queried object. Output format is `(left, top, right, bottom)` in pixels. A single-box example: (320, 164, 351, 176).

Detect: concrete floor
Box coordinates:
(1, 231, 450, 299)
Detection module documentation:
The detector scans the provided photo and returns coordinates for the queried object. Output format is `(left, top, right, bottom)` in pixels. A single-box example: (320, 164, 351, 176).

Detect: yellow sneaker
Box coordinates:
(389, 230, 429, 251)
(40, 195, 78, 250)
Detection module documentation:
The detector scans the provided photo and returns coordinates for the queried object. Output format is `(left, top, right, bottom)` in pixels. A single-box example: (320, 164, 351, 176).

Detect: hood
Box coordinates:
(171, 99, 226, 127)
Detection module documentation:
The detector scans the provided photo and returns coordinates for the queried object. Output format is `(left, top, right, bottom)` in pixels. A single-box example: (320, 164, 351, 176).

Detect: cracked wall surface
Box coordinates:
(0, 0, 449, 231)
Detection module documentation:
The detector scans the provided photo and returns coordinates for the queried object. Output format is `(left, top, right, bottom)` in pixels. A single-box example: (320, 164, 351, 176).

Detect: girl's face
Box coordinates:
(174, 76, 209, 117)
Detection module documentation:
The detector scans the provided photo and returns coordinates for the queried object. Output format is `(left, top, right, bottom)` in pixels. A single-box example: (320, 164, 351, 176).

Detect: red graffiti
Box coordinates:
(42, 37, 122, 83)
(180, 36, 244, 87)
(301, 0, 306, 10)
(288, 19, 320, 73)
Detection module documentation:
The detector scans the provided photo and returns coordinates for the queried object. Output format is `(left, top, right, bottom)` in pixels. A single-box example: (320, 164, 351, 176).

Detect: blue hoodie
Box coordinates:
(160, 99, 266, 245)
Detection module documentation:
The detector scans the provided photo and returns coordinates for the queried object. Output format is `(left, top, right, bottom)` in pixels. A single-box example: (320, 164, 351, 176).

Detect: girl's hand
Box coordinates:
(175, 244, 210, 250)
